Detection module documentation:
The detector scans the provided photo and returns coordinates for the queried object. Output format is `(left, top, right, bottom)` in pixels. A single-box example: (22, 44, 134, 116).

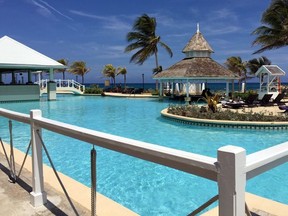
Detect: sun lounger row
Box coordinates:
(223, 93, 286, 109)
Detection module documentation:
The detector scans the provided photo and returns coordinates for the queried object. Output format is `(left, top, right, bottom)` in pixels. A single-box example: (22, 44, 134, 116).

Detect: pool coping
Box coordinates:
(201, 192, 288, 216)
(161, 108, 288, 129)
(83, 92, 159, 98)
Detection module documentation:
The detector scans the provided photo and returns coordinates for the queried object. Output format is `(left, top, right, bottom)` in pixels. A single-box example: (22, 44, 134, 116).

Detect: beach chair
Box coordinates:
(224, 101, 245, 109)
(223, 94, 258, 109)
(271, 93, 285, 105)
(243, 94, 258, 107)
(258, 94, 273, 106)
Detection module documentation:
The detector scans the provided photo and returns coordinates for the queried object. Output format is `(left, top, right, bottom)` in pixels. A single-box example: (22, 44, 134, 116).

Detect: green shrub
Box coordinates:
(85, 85, 103, 94)
(233, 90, 258, 101)
(148, 89, 159, 95)
(167, 104, 288, 122)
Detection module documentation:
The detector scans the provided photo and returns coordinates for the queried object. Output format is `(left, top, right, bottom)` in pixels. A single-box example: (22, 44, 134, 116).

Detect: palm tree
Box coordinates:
(247, 56, 271, 74)
(252, 0, 288, 54)
(117, 67, 127, 88)
(225, 56, 247, 90)
(69, 61, 90, 84)
(125, 14, 173, 89)
(102, 64, 116, 87)
(56, 59, 68, 80)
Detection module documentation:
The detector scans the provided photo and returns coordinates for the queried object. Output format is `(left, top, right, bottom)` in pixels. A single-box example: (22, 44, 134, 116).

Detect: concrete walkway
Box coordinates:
(0, 153, 90, 216)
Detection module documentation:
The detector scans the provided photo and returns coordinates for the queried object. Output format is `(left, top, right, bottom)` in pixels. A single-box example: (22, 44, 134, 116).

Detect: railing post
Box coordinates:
(217, 145, 246, 216)
(30, 109, 47, 207)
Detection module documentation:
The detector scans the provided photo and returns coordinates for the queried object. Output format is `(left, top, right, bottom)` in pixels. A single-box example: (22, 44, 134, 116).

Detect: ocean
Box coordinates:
(86, 82, 287, 92)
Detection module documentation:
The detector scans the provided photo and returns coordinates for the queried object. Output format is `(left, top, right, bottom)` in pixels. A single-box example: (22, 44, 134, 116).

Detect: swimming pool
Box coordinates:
(0, 95, 287, 216)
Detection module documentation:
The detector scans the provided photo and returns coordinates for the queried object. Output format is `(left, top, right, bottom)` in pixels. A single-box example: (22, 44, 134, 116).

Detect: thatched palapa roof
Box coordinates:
(182, 28, 214, 53)
(154, 57, 237, 80)
(153, 24, 239, 81)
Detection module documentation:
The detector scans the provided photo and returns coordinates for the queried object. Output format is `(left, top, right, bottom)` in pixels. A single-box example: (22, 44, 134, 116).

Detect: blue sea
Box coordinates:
(86, 82, 287, 92)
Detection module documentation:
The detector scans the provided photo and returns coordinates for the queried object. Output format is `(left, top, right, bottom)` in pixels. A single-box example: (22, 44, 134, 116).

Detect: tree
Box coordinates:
(102, 64, 116, 87)
(252, 0, 288, 54)
(225, 56, 247, 90)
(56, 59, 68, 80)
(69, 61, 90, 84)
(117, 67, 127, 88)
(247, 56, 271, 74)
(125, 14, 173, 88)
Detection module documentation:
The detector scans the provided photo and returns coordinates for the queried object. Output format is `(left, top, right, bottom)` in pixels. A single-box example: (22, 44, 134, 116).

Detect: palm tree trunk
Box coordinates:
(124, 74, 126, 88)
(155, 52, 159, 90)
(82, 75, 84, 84)
(63, 72, 65, 80)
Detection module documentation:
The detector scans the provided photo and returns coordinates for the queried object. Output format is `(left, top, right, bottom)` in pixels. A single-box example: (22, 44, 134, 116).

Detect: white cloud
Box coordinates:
(69, 10, 131, 31)
(166, 33, 190, 38)
(188, 7, 200, 17)
(220, 49, 253, 56)
(209, 8, 238, 21)
(30, 0, 51, 17)
(206, 25, 241, 35)
(29, 0, 72, 20)
(98, 45, 128, 59)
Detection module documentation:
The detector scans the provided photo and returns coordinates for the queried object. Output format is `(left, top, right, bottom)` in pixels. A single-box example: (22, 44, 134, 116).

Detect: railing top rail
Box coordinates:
(54, 79, 84, 86)
(1, 107, 288, 182)
(0, 108, 30, 124)
(32, 112, 217, 181)
(246, 141, 288, 179)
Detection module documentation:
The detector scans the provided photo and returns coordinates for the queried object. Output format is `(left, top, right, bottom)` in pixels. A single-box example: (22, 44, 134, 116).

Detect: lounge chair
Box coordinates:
(258, 94, 273, 106)
(278, 105, 288, 113)
(271, 93, 285, 105)
(224, 101, 245, 109)
(223, 94, 258, 109)
(243, 93, 258, 107)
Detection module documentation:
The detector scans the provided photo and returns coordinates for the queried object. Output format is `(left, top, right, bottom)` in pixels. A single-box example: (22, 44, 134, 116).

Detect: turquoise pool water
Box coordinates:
(0, 95, 287, 215)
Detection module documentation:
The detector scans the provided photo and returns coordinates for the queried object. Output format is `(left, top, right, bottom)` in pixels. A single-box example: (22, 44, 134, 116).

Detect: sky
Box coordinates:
(1, 0, 288, 84)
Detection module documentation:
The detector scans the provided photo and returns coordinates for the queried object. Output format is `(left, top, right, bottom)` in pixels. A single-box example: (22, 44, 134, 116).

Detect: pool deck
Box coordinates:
(0, 142, 138, 216)
(202, 193, 288, 216)
(221, 103, 287, 116)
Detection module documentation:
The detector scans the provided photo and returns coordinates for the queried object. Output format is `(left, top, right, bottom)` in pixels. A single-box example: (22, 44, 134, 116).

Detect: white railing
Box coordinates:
(36, 79, 85, 95)
(0, 107, 287, 216)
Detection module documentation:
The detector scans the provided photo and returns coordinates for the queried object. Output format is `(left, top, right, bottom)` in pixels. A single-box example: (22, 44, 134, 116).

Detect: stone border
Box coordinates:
(161, 108, 288, 130)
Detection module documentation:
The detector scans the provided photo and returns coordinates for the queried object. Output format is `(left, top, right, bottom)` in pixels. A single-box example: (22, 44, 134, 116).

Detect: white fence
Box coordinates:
(0, 107, 287, 216)
(37, 79, 85, 95)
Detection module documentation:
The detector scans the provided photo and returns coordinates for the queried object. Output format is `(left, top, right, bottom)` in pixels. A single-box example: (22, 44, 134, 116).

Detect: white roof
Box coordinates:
(0, 35, 65, 70)
(255, 65, 286, 76)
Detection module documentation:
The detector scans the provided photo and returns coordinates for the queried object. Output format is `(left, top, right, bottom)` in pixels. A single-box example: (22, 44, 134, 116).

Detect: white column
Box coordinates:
(231, 80, 235, 99)
(266, 74, 270, 94)
(28, 71, 32, 83)
(185, 81, 189, 98)
(49, 68, 54, 81)
(30, 110, 47, 207)
(217, 145, 246, 216)
(226, 80, 230, 99)
(159, 81, 163, 96)
(184, 81, 191, 104)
